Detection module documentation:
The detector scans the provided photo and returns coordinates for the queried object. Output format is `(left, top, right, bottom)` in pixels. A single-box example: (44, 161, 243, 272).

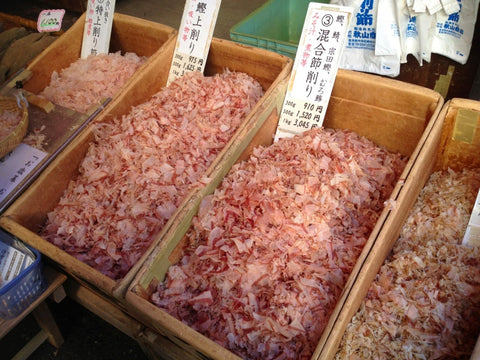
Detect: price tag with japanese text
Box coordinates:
(81, 0, 116, 58)
(0, 144, 47, 204)
(167, 0, 222, 85)
(37, 9, 65, 32)
(463, 189, 480, 247)
(274, 3, 353, 141)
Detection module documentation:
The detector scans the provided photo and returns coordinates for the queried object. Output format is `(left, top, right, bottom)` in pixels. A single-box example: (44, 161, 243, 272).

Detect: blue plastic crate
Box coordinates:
(0, 229, 46, 319)
(230, 0, 329, 58)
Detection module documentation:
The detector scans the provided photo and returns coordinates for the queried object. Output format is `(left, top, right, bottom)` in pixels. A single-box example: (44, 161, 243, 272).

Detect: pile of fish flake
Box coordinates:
(335, 168, 480, 360)
(151, 127, 407, 360)
(0, 108, 22, 141)
(23, 125, 48, 152)
(40, 51, 146, 113)
(42, 70, 264, 279)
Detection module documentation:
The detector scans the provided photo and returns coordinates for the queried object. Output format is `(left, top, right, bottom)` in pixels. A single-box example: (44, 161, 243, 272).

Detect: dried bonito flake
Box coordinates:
(336, 168, 480, 360)
(40, 51, 146, 113)
(42, 71, 264, 280)
(0, 109, 22, 141)
(152, 127, 407, 360)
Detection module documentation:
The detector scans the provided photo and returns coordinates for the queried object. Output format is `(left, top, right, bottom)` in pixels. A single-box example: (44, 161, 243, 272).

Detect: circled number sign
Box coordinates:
(322, 14, 334, 27)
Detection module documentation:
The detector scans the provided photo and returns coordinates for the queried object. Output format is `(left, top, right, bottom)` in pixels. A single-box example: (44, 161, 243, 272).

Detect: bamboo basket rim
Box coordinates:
(0, 95, 29, 159)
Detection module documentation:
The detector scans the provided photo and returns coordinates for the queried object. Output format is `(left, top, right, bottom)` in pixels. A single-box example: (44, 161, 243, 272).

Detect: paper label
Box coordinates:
(274, 3, 353, 141)
(433, 64, 454, 98)
(463, 189, 480, 246)
(81, 0, 116, 58)
(167, 0, 222, 85)
(37, 9, 65, 32)
(0, 143, 48, 204)
(0, 240, 33, 289)
(452, 107, 479, 144)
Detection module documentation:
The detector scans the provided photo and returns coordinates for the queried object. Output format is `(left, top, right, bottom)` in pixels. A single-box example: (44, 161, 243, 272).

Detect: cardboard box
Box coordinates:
(123, 69, 444, 360)
(0, 37, 293, 305)
(315, 97, 480, 360)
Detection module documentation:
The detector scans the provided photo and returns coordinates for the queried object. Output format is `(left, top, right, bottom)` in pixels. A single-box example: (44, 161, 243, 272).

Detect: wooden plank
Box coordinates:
(325, 96, 429, 156)
(137, 328, 206, 360)
(32, 301, 64, 348)
(64, 278, 144, 340)
(49, 285, 67, 304)
(0, 12, 40, 32)
(11, 329, 49, 360)
(333, 69, 443, 118)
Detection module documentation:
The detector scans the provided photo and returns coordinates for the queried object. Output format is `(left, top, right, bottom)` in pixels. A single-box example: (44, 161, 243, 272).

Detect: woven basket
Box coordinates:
(0, 95, 29, 159)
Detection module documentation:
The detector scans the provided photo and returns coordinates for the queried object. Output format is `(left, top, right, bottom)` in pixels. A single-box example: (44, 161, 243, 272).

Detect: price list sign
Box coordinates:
(0, 144, 47, 204)
(81, 0, 116, 58)
(274, 3, 353, 141)
(167, 0, 221, 85)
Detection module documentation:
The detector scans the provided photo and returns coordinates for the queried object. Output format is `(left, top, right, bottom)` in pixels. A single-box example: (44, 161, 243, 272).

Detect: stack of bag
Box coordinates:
(331, 0, 479, 76)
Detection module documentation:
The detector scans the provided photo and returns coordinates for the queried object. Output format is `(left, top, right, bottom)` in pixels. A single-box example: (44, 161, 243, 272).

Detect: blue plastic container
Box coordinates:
(230, 0, 329, 58)
(0, 230, 46, 319)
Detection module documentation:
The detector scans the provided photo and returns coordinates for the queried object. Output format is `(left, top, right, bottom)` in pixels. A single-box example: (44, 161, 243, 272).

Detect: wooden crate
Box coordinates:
(21, 11, 176, 107)
(0, 38, 293, 306)
(123, 69, 444, 360)
(315, 97, 480, 360)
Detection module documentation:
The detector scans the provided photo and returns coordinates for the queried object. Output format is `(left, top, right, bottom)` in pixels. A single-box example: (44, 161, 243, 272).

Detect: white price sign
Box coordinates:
(81, 0, 116, 58)
(167, 0, 222, 85)
(463, 189, 480, 247)
(0, 143, 47, 204)
(274, 3, 353, 141)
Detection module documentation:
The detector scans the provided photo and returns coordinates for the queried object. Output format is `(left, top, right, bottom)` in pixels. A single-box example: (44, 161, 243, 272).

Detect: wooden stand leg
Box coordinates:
(31, 301, 64, 348)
